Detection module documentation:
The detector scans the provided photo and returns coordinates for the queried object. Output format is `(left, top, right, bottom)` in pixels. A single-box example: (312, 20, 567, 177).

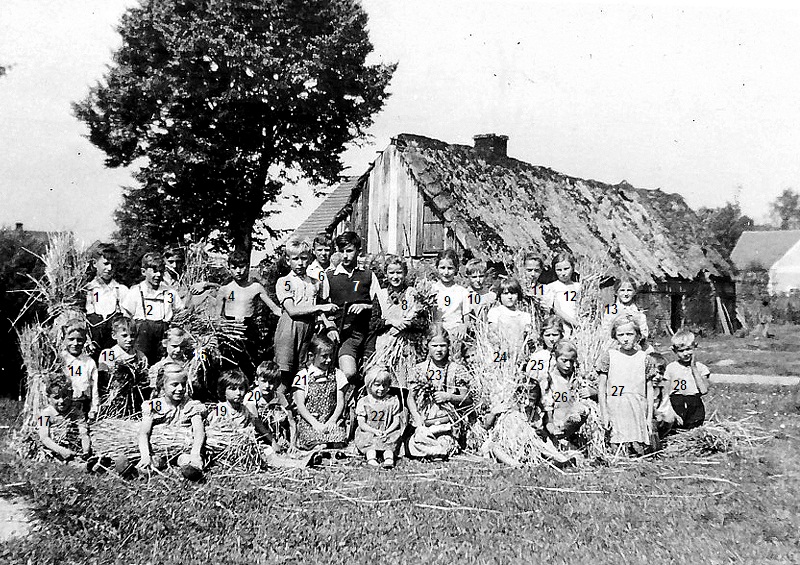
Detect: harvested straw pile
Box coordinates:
(91, 418, 271, 471)
(16, 323, 62, 436)
(662, 415, 768, 457)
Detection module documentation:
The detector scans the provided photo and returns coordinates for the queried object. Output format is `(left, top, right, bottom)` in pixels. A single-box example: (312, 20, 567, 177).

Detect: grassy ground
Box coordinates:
(650, 324, 800, 377)
(0, 384, 798, 565)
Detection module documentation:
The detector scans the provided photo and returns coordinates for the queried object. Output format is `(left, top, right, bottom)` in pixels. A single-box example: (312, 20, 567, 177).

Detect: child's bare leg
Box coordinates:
(382, 449, 395, 468)
(366, 449, 379, 466)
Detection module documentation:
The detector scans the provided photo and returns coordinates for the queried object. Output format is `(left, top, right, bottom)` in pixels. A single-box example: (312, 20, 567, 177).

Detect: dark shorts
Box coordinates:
(670, 394, 706, 429)
(87, 313, 121, 360)
(338, 329, 367, 363)
(135, 319, 168, 366)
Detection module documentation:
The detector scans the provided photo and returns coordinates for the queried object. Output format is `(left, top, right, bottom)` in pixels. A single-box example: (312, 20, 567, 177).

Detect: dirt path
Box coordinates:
(711, 374, 800, 386)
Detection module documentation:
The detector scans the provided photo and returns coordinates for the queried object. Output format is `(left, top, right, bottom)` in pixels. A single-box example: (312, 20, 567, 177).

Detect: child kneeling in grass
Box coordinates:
(355, 367, 404, 468)
(37, 380, 93, 465)
(117, 362, 206, 480)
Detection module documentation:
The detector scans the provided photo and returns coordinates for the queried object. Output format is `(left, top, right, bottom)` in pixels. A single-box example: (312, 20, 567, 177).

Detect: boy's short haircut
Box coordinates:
(540, 315, 565, 337)
(464, 258, 487, 276)
(334, 231, 361, 251)
(648, 352, 668, 373)
(364, 366, 392, 388)
(61, 318, 88, 339)
(671, 329, 696, 349)
(552, 339, 578, 358)
(155, 361, 188, 393)
(255, 360, 281, 383)
(497, 277, 524, 300)
(611, 314, 641, 339)
(284, 237, 311, 257)
(163, 325, 189, 345)
(141, 252, 165, 271)
(382, 255, 408, 276)
(163, 246, 185, 262)
(308, 334, 334, 358)
(46, 379, 73, 399)
(90, 243, 117, 262)
(218, 368, 249, 398)
(228, 250, 250, 268)
(312, 232, 332, 248)
(111, 316, 136, 335)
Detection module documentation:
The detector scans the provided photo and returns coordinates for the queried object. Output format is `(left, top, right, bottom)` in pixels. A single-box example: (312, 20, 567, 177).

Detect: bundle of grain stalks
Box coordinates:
(16, 323, 62, 436)
(91, 418, 271, 471)
(662, 414, 769, 457)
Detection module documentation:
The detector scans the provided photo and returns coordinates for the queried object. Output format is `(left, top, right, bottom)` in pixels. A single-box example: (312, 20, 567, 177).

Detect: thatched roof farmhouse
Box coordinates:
(294, 133, 736, 334)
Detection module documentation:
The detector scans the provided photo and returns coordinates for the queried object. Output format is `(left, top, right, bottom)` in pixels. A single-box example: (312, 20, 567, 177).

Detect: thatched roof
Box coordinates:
(291, 177, 361, 243)
(388, 134, 733, 283)
(730, 230, 800, 271)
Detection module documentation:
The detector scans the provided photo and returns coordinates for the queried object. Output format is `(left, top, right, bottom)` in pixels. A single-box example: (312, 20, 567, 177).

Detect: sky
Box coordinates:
(1, 0, 799, 244)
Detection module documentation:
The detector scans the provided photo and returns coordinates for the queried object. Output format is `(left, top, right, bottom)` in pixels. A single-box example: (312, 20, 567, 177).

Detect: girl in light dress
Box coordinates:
(407, 330, 472, 459)
(431, 249, 469, 359)
(542, 253, 581, 335)
(601, 277, 649, 350)
(486, 277, 534, 355)
(355, 367, 404, 468)
(596, 316, 657, 456)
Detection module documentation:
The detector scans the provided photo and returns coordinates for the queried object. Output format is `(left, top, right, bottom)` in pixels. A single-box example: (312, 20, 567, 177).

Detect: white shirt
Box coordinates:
(61, 352, 99, 414)
(306, 260, 330, 284)
(85, 279, 128, 319)
(543, 280, 580, 323)
(121, 282, 184, 322)
(432, 281, 469, 332)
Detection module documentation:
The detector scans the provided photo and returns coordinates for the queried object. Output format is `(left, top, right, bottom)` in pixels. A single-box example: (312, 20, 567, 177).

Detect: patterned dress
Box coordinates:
(292, 366, 347, 449)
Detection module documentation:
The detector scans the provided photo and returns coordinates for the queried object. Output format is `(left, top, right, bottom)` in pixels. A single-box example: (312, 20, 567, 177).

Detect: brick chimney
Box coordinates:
(473, 133, 508, 158)
(15, 222, 23, 232)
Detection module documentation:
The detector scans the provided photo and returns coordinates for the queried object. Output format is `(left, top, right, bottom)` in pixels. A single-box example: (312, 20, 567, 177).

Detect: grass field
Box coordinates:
(0, 382, 798, 565)
(695, 325, 800, 377)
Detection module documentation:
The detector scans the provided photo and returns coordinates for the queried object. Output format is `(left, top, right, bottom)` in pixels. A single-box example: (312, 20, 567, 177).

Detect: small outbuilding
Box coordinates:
(294, 133, 736, 334)
(730, 230, 800, 295)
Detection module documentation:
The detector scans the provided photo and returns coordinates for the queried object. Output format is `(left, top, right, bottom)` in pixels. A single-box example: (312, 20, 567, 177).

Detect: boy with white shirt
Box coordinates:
(85, 244, 128, 356)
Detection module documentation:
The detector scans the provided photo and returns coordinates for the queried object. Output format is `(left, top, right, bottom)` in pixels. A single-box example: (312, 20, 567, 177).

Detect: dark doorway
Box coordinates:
(670, 294, 684, 332)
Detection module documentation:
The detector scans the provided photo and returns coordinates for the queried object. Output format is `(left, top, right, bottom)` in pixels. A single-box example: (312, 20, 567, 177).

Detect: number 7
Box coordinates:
(353, 281, 360, 292)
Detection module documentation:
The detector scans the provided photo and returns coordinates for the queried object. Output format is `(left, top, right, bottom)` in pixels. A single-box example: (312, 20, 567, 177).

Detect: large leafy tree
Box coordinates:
(697, 201, 754, 258)
(770, 188, 800, 230)
(75, 0, 395, 253)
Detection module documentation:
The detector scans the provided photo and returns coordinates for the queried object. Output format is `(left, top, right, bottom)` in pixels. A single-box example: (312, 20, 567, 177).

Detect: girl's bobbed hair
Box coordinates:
(217, 368, 249, 399)
(497, 277, 524, 301)
(364, 366, 392, 389)
(552, 339, 578, 359)
(155, 361, 188, 394)
(614, 276, 638, 294)
(435, 249, 460, 271)
(382, 255, 408, 276)
(540, 315, 565, 338)
(551, 251, 576, 271)
(611, 314, 641, 339)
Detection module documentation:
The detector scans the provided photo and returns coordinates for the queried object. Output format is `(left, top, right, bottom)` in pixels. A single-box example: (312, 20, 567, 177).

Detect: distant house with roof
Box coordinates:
(294, 133, 736, 333)
(731, 230, 800, 295)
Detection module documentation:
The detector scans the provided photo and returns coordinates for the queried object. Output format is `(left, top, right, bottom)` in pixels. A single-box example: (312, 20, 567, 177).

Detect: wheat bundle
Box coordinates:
(98, 360, 150, 418)
(662, 415, 768, 457)
(180, 241, 215, 289)
(15, 323, 62, 436)
(91, 418, 270, 471)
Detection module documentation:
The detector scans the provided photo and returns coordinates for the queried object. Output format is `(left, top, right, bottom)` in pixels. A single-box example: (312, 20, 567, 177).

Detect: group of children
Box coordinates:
(36, 232, 711, 478)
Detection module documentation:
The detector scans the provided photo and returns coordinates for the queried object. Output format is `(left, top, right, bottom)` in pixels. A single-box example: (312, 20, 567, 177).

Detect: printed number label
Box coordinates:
(214, 405, 228, 416)
(149, 400, 162, 412)
(553, 392, 569, 403)
(468, 294, 481, 305)
(167, 293, 174, 304)
(246, 391, 262, 402)
(530, 360, 545, 371)
(493, 351, 508, 363)
(145, 304, 153, 316)
(229, 290, 237, 300)
(292, 374, 308, 388)
(443, 296, 451, 307)
(611, 385, 625, 397)
(369, 410, 385, 423)
(604, 304, 618, 315)
(69, 365, 82, 377)
(401, 299, 408, 310)
(532, 284, 545, 296)
(673, 379, 687, 392)
(353, 281, 360, 292)
(284, 281, 291, 291)
(426, 369, 443, 380)
(37, 415, 51, 427)
(94, 292, 100, 302)
(100, 351, 115, 362)
(564, 291, 578, 302)
(318, 272, 325, 281)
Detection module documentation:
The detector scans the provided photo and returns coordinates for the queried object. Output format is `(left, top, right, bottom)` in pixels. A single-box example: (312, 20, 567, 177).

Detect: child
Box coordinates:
(274, 238, 338, 386)
(37, 380, 92, 462)
(85, 244, 128, 356)
(664, 330, 710, 429)
(306, 232, 332, 284)
(541, 340, 594, 445)
(98, 317, 149, 414)
(245, 361, 296, 450)
(367, 255, 425, 388)
(320, 231, 380, 385)
(355, 367, 404, 468)
(407, 329, 472, 459)
(61, 319, 99, 420)
(542, 252, 580, 332)
(519, 252, 545, 303)
(219, 250, 282, 378)
(128, 362, 206, 478)
(148, 326, 192, 390)
(431, 250, 469, 344)
(601, 277, 649, 346)
(121, 252, 184, 364)
(596, 316, 657, 454)
(292, 335, 348, 449)
(526, 316, 564, 387)
(649, 352, 680, 440)
(486, 277, 533, 352)
(464, 259, 496, 321)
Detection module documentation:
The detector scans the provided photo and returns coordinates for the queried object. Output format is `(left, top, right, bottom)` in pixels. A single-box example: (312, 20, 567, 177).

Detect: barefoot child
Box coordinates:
(85, 244, 127, 356)
(37, 380, 92, 462)
(597, 316, 657, 455)
(121, 253, 184, 364)
(407, 329, 472, 459)
(274, 238, 338, 387)
(542, 252, 580, 333)
(355, 367, 404, 468)
(246, 361, 296, 450)
(98, 317, 149, 414)
(219, 250, 282, 378)
(664, 330, 710, 430)
(292, 335, 348, 449)
(61, 319, 99, 420)
(127, 362, 206, 478)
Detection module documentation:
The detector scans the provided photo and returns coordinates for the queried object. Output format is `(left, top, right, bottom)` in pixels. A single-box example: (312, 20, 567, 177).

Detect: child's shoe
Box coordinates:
(382, 456, 395, 469)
